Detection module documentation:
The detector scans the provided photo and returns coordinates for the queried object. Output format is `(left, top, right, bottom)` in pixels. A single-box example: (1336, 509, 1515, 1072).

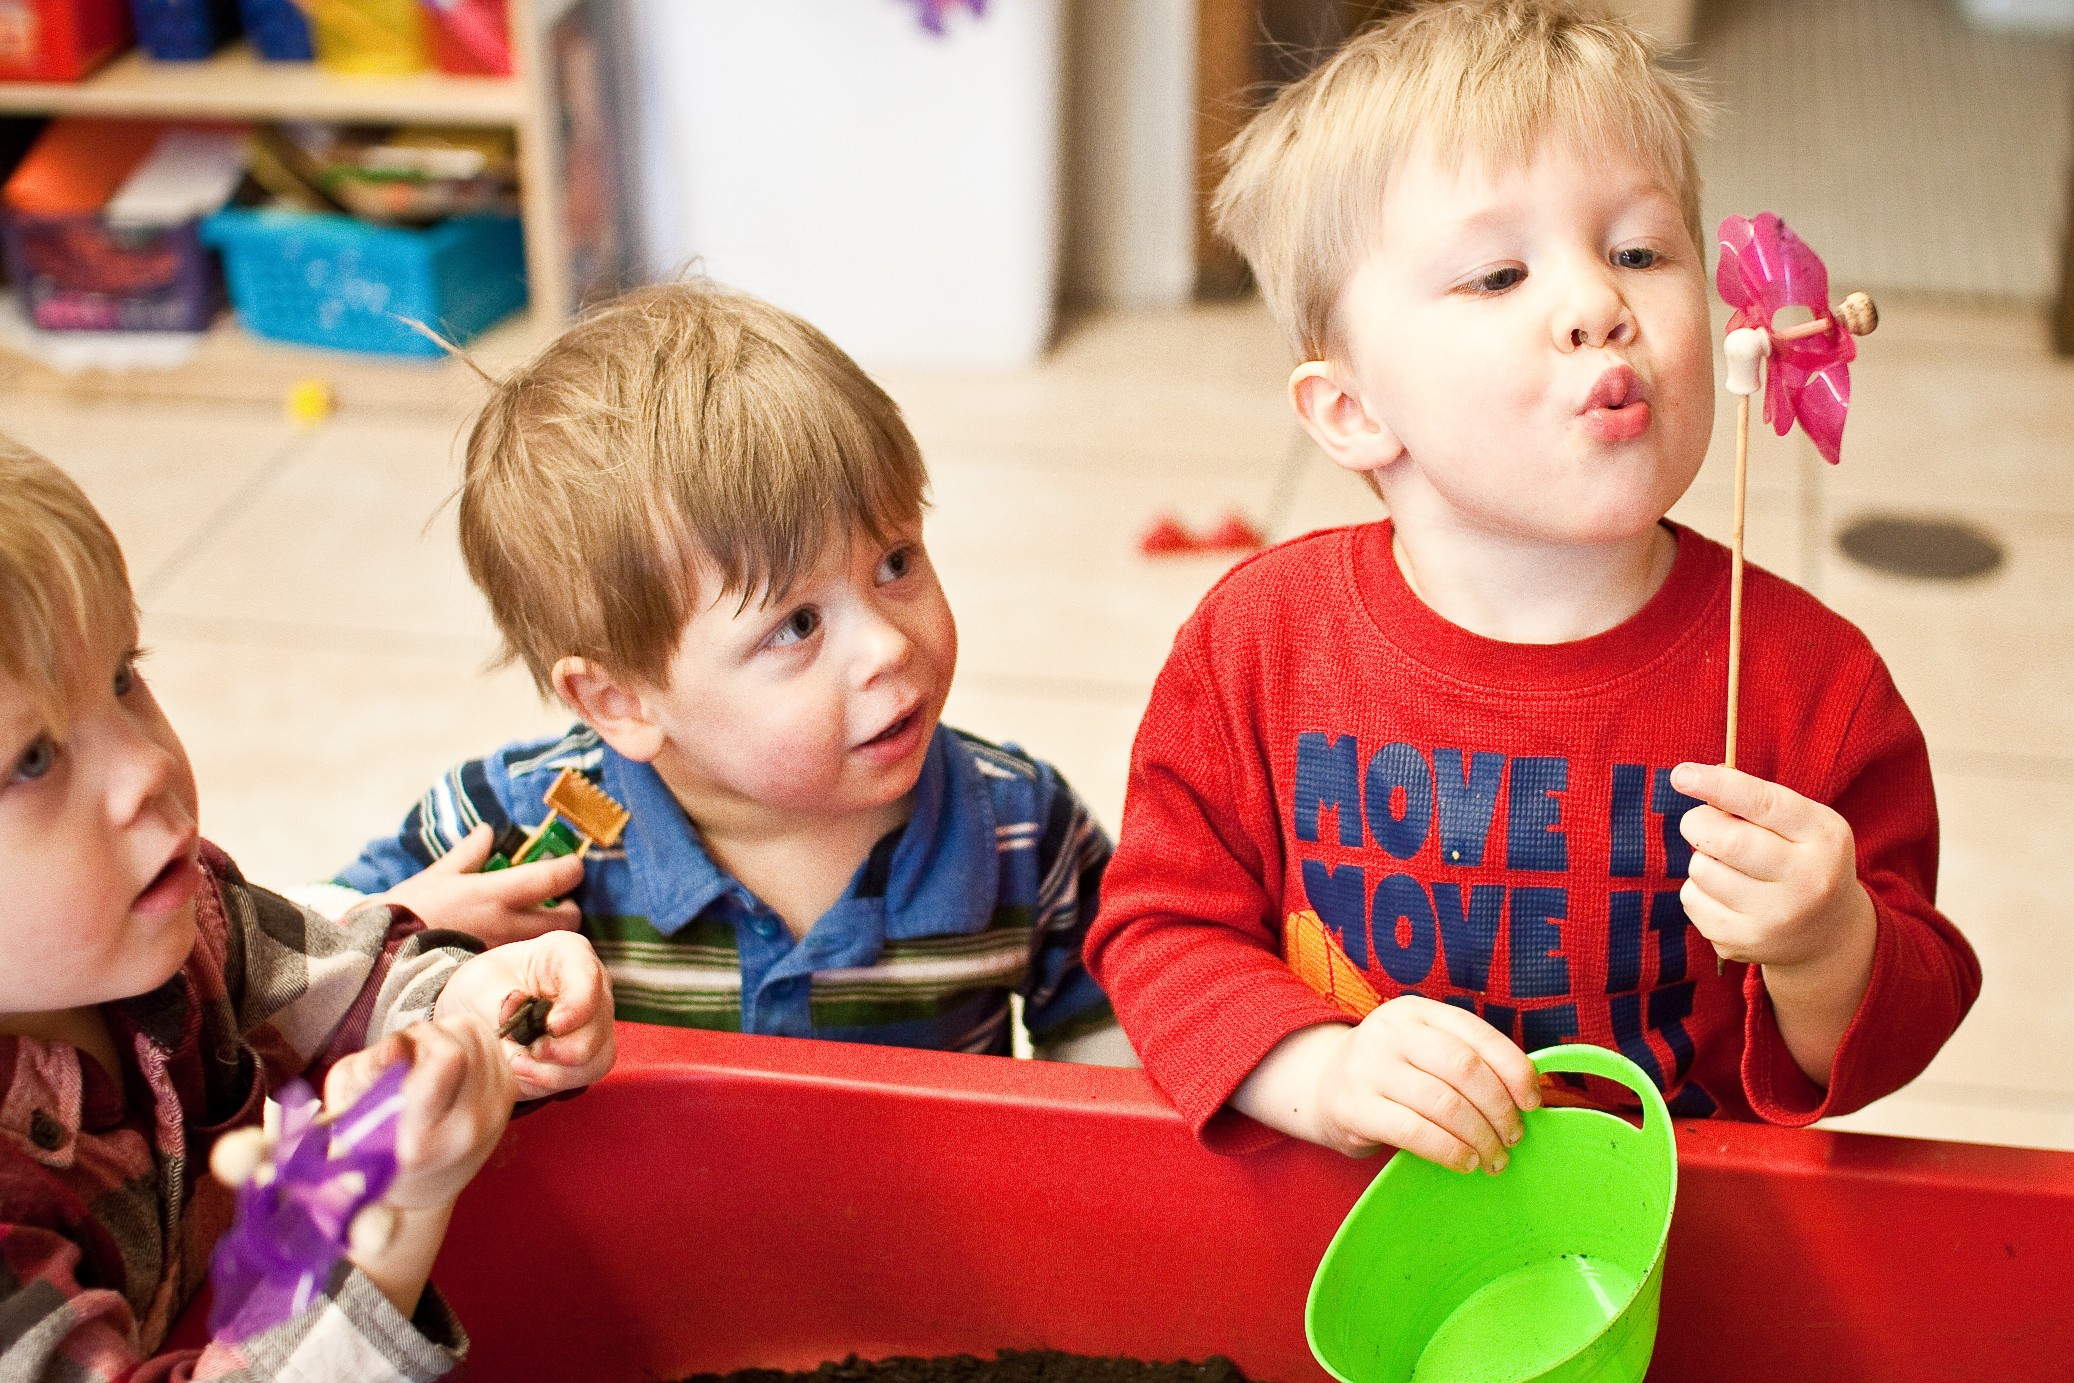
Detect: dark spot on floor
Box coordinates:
(1837, 515, 2005, 582)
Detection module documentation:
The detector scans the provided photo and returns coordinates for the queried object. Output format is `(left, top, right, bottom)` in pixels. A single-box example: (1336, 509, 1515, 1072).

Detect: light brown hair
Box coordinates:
(1215, 0, 1710, 363)
(0, 437, 137, 734)
(459, 280, 929, 694)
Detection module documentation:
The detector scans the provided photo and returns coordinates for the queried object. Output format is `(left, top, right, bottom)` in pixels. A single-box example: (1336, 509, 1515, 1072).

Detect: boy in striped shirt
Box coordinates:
(335, 282, 1129, 1063)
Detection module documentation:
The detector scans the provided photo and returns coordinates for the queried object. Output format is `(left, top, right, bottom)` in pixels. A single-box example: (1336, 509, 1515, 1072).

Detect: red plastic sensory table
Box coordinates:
(434, 1024, 2074, 1383)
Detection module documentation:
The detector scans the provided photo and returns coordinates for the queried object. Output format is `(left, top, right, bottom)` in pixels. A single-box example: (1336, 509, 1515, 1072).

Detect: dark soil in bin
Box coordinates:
(677, 1349, 1255, 1383)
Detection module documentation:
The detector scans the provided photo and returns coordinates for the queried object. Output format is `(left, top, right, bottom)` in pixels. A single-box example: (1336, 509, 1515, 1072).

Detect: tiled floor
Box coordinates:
(1693, 0, 2072, 302)
(4, 289, 2071, 1153)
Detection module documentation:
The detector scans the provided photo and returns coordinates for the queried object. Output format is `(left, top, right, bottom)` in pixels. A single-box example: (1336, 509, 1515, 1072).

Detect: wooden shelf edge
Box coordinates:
(0, 44, 525, 125)
(0, 301, 553, 411)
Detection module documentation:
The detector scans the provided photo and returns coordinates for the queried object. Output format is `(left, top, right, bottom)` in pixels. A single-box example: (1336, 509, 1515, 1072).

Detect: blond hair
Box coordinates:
(1215, 0, 1710, 362)
(0, 437, 137, 734)
(460, 280, 929, 694)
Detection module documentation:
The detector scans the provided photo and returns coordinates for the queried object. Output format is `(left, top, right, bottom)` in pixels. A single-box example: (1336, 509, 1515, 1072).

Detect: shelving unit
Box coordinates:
(0, 0, 585, 400)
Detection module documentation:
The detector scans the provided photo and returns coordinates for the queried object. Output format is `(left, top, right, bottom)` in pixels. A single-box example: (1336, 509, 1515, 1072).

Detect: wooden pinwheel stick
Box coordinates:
(1720, 291, 1879, 771)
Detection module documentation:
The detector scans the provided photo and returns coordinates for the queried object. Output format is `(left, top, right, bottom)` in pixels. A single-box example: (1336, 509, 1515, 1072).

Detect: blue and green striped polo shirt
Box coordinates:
(335, 724, 1117, 1053)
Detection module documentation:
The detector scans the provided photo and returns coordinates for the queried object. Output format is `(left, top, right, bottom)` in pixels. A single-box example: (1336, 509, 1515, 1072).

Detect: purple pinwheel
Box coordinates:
(1716, 212, 1856, 465)
(909, 0, 985, 35)
(209, 1060, 408, 1342)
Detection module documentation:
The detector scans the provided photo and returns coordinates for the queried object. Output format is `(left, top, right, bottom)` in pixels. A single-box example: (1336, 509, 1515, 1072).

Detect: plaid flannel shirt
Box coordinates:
(0, 842, 481, 1381)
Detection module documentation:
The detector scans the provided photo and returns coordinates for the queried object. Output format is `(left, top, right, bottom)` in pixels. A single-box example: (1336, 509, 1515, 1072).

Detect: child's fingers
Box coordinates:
(1678, 804, 1792, 882)
(1685, 849, 1772, 915)
(1418, 1000, 1542, 1113)
(519, 1007, 614, 1080)
(1391, 1023, 1525, 1155)
(424, 824, 494, 876)
(395, 1024, 476, 1168)
(1670, 763, 1820, 842)
(323, 1032, 408, 1115)
(483, 852, 586, 909)
(514, 931, 613, 1024)
(1342, 1092, 1482, 1174)
(1678, 879, 1755, 962)
(1378, 1061, 1512, 1171)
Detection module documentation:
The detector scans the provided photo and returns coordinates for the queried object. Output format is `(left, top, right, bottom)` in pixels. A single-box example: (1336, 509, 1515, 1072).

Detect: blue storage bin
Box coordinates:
(201, 209, 527, 356)
(238, 0, 311, 59)
(131, 0, 240, 59)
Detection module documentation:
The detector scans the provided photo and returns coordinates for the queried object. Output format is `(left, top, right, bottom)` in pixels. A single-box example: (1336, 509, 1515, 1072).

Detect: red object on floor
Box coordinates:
(350, 1025, 2074, 1383)
(1200, 512, 1266, 552)
(0, 0, 132, 81)
(1137, 513, 1197, 555)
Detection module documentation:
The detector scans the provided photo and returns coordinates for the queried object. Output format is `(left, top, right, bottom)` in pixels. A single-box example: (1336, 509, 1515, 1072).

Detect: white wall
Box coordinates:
(620, 0, 1065, 368)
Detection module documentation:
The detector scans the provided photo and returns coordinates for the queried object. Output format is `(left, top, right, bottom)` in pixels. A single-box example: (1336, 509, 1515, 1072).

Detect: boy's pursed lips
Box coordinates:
(1581, 364, 1645, 413)
(1579, 364, 1652, 443)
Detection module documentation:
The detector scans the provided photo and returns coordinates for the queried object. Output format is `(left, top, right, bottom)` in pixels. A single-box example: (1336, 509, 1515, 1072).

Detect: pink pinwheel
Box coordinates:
(1716, 212, 1856, 464)
(1710, 210, 1878, 789)
(910, 0, 985, 35)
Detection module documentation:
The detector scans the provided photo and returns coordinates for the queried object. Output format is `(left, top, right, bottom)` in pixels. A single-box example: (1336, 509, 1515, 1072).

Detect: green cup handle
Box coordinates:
(1530, 1043, 1676, 1139)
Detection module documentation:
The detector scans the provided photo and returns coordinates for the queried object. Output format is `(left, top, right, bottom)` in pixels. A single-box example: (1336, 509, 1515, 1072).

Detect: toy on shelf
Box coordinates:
(1714, 212, 1877, 771)
(0, 0, 132, 80)
(0, 120, 241, 333)
(1136, 510, 1267, 558)
(304, 0, 427, 75)
(420, 0, 509, 75)
(481, 766, 629, 874)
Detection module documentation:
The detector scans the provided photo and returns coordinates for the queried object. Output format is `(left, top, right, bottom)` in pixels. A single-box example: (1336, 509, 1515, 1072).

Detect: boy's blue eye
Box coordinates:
(10, 734, 56, 785)
(1472, 266, 1525, 294)
(1614, 247, 1660, 270)
(770, 607, 821, 647)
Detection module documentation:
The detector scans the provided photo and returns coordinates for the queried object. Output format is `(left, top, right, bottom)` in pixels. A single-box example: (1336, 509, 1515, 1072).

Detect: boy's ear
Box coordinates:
(1289, 361, 1404, 477)
(551, 657, 666, 763)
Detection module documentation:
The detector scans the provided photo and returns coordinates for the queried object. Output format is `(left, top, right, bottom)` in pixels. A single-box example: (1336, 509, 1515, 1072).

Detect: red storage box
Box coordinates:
(424, 0, 508, 75)
(0, 0, 132, 81)
(395, 1026, 2074, 1383)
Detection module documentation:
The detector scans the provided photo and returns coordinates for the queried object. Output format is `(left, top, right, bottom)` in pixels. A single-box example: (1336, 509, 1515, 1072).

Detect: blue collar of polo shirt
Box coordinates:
(879, 726, 1000, 941)
(599, 748, 733, 937)
(598, 725, 1000, 942)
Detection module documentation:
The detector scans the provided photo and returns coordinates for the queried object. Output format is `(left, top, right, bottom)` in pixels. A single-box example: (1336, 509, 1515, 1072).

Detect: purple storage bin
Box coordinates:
(0, 211, 220, 332)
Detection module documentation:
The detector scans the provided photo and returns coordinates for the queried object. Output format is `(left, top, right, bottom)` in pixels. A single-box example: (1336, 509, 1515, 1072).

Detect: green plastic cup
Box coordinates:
(1305, 1044, 1677, 1383)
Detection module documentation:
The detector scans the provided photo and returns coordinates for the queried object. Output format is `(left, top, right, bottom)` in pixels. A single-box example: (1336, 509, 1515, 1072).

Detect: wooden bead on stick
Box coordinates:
(210, 1126, 273, 1189)
(1771, 292, 1880, 342)
(1835, 291, 1878, 336)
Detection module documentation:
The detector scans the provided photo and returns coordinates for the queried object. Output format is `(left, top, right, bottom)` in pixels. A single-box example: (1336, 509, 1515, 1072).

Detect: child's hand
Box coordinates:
(1670, 762, 1878, 973)
(1239, 995, 1539, 1171)
(434, 931, 616, 1100)
(323, 1016, 516, 1212)
(376, 823, 585, 945)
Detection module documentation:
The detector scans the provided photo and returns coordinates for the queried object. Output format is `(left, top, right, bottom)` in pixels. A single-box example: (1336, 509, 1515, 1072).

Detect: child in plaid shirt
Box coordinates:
(0, 439, 616, 1381)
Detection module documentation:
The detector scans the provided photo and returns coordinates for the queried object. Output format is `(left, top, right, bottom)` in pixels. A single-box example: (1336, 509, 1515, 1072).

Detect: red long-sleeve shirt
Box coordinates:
(1088, 521, 1980, 1152)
